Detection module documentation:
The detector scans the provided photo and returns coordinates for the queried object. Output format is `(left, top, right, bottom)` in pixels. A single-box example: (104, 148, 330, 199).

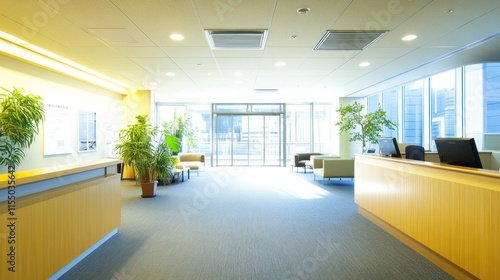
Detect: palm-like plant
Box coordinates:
(336, 101, 396, 152)
(114, 115, 175, 185)
(0, 87, 45, 167)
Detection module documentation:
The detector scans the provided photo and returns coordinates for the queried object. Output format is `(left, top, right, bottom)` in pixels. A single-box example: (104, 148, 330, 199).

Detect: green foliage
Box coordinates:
(336, 101, 397, 150)
(114, 115, 174, 183)
(0, 87, 45, 167)
(163, 110, 199, 152)
(161, 125, 181, 154)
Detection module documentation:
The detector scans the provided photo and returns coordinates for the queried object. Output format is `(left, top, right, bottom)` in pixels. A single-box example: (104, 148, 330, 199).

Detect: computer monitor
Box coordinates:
(377, 137, 401, 158)
(434, 138, 482, 168)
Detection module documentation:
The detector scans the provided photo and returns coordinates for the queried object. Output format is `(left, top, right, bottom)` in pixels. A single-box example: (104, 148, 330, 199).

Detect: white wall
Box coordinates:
(491, 151, 500, 170)
(0, 55, 127, 171)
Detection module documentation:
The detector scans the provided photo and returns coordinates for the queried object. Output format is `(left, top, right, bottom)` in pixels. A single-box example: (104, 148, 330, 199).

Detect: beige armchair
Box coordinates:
(310, 154, 340, 169)
(293, 152, 323, 173)
(313, 158, 355, 184)
(176, 153, 205, 175)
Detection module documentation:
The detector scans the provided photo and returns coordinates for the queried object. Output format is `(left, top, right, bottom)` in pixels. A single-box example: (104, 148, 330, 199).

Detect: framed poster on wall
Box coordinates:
(79, 109, 97, 152)
(44, 102, 72, 155)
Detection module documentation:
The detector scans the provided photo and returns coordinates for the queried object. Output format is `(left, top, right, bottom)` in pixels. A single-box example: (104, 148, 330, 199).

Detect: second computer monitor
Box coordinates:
(435, 137, 482, 169)
(377, 137, 401, 158)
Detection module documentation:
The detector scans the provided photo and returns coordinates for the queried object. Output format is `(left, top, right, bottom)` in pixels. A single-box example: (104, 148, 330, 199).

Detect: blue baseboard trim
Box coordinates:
(49, 228, 118, 280)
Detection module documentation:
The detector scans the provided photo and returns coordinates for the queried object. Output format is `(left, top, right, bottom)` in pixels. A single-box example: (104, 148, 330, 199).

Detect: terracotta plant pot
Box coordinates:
(141, 181, 158, 198)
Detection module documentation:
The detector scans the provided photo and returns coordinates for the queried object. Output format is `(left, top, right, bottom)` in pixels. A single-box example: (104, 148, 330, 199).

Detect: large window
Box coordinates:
(382, 89, 399, 138)
(313, 104, 336, 153)
(430, 69, 456, 150)
(483, 64, 500, 133)
(464, 64, 484, 147)
(157, 103, 334, 167)
(365, 62, 500, 152)
(465, 63, 500, 150)
(403, 80, 424, 146)
(211, 104, 285, 166)
(286, 104, 311, 154)
(156, 104, 211, 157)
(366, 94, 380, 113)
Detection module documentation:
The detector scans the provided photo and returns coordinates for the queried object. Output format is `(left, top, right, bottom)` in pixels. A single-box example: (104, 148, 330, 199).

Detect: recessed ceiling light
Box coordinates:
(170, 33, 184, 41)
(359, 62, 371, 67)
(297, 7, 311, 15)
(275, 61, 286, 67)
(402, 34, 417, 41)
(233, 72, 243, 77)
(165, 72, 176, 77)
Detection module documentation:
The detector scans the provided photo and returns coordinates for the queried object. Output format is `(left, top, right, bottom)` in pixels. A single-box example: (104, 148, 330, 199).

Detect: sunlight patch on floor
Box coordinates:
(267, 175, 331, 199)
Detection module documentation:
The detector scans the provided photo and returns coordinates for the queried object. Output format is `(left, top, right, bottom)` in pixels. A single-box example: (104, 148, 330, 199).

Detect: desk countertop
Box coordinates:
(0, 158, 121, 189)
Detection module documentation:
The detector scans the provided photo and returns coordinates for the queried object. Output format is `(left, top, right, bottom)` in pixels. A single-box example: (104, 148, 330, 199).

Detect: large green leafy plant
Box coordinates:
(336, 101, 397, 152)
(0, 87, 45, 167)
(163, 110, 198, 153)
(114, 115, 175, 184)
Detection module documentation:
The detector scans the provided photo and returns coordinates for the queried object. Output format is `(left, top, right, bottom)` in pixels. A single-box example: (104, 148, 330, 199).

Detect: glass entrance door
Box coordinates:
(214, 114, 283, 166)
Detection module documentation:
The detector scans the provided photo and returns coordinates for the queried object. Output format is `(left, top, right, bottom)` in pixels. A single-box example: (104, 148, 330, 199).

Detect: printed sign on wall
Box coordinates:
(44, 102, 72, 155)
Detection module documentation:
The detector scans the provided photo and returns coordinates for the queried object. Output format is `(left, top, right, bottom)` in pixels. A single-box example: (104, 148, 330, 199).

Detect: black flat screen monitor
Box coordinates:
(377, 137, 401, 158)
(434, 138, 482, 168)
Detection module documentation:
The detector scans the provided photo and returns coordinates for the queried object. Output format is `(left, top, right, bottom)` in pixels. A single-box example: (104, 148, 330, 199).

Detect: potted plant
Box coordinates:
(0, 87, 45, 168)
(114, 115, 175, 197)
(336, 101, 396, 152)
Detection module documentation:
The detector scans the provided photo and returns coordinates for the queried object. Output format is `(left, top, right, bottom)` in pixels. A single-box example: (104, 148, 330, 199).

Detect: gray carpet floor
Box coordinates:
(60, 166, 454, 280)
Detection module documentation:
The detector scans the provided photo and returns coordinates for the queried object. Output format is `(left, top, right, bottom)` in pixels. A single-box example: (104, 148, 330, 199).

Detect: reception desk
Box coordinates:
(0, 158, 121, 280)
(355, 154, 500, 280)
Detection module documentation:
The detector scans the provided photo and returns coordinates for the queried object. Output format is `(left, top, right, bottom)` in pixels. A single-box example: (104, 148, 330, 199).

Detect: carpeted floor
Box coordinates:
(60, 166, 454, 280)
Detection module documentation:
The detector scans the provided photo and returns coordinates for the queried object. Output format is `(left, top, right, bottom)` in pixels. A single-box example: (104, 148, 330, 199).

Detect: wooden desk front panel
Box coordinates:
(0, 174, 121, 280)
(355, 155, 500, 279)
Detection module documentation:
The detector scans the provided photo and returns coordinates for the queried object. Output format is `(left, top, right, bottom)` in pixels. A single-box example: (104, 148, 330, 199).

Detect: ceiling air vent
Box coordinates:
(314, 30, 388, 51)
(253, 89, 279, 93)
(205, 30, 268, 50)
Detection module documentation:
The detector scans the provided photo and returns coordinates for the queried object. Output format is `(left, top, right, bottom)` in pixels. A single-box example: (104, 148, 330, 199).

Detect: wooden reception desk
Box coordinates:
(0, 158, 121, 280)
(355, 154, 500, 280)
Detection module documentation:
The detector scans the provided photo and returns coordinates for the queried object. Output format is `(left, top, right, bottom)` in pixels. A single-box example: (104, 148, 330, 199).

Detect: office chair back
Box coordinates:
(405, 145, 425, 161)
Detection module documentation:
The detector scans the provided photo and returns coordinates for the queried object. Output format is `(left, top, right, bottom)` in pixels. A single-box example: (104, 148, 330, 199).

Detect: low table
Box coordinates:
(304, 160, 314, 171)
(173, 167, 190, 183)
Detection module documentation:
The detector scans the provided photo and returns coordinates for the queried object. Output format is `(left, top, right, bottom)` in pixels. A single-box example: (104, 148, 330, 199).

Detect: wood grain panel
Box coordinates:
(0, 174, 121, 280)
(355, 155, 500, 280)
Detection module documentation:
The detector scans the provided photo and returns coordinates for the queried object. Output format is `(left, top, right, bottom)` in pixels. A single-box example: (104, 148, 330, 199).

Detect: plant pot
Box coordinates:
(141, 181, 158, 198)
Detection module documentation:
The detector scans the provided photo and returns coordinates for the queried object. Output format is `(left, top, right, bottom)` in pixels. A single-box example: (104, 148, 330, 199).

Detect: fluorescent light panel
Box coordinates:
(0, 31, 131, 94)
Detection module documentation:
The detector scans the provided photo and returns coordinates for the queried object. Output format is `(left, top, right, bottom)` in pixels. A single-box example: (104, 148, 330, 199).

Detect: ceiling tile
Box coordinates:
(1, 0, 498, 98)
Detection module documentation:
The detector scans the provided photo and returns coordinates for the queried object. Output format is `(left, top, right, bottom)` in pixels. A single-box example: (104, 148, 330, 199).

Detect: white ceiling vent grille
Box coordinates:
(205, 30, 268, 50)
(314, 30, 388, 51)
